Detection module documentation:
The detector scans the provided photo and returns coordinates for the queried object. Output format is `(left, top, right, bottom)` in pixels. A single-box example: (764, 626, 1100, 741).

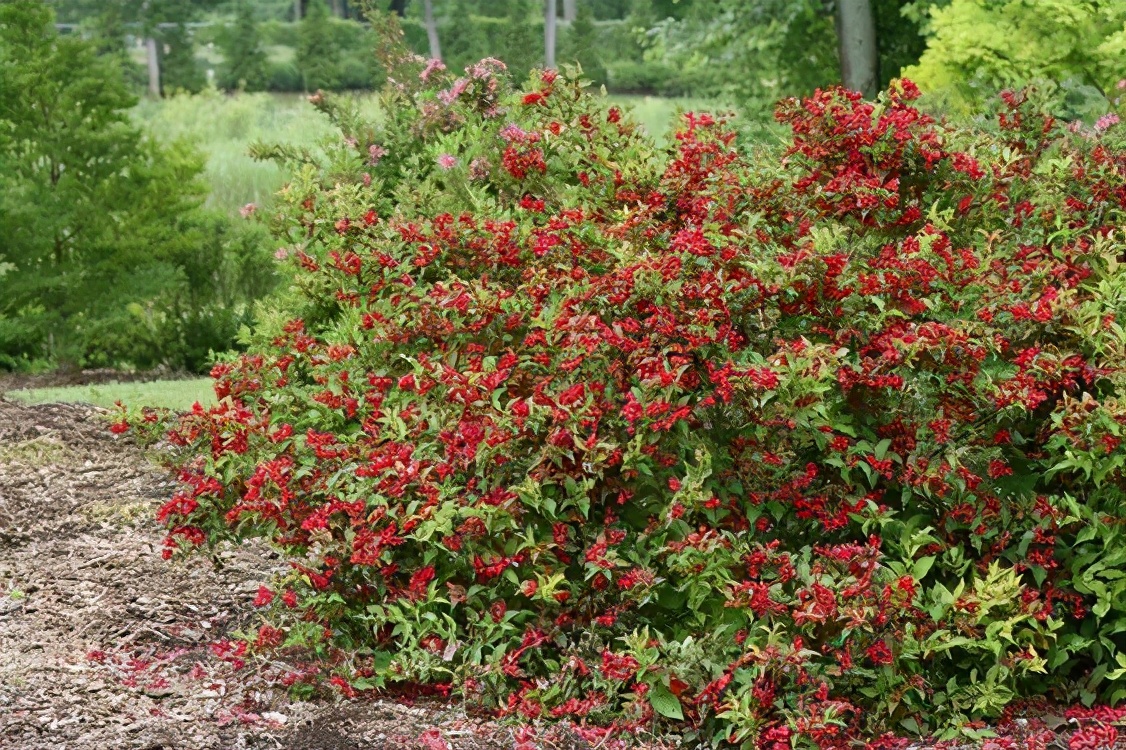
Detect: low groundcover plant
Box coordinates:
(127, 30, 1126, 749)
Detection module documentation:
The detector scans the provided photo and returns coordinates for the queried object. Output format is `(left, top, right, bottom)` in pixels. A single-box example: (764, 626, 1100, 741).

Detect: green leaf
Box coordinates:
(912, 556, 936, 581)
(874, 438, 892, 460)
(648, 681, 684, 720)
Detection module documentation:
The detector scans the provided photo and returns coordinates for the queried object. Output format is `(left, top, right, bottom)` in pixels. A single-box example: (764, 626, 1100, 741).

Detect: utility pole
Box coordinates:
(545, 0, 557, 68)
(145, 36, 160, 97)
(294, 0, 302, 21)
(562, 0, 576, 23)
(423, 0, 441, 61)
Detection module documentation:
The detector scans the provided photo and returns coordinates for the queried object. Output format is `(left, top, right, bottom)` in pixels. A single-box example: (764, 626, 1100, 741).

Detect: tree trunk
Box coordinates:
(331, 0, 344, 17)
(562, 0, 576, 22)
(293, 0, 302, 21)
(545, 0, 557, 69)
(836, 0, 878, 98)
(423, 0, 441, 61)
(145, 36, 161, 97)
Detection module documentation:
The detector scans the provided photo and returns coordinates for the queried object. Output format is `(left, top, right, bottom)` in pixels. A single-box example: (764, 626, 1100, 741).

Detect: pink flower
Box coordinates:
(437, 78, 469, 105)
(368, 144, 388, 165)
(419, 58, 446, 82)
(1095, 112, 1120, 132)
(468, 157, 490, 181)
(500, 123, 530, 143)
(239, 203, 257, 218)
(467, 58, 506, 80)
(437, 154, 458, 170)
(274, 247, 289, 260)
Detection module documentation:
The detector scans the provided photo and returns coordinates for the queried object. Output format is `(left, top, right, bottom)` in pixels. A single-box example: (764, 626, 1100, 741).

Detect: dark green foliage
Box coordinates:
(589, 0, 631, 20)
(219, 2, 270, 91)
(498, 0, 540, 81)
(0, 0, 276, 371)
(562, 2, 606, 86)
(159, 23, 206, 93)
(476, 0, 515, 19)
(441, 0, 488, 72)
(296, 0, 342, 90)
(875, 0, 930, 88)
(607, 59, 682, 95)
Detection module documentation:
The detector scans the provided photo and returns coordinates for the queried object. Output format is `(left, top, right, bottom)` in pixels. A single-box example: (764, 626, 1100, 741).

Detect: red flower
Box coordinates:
(408, 566, 436, 599)
(866, 641, 894, 666)
(599, 650, 639, 681)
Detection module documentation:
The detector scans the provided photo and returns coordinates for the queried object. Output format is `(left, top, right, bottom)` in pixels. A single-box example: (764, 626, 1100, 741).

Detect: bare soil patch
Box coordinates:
(0, 368, 196, 393)
(0, 399, 577, 750)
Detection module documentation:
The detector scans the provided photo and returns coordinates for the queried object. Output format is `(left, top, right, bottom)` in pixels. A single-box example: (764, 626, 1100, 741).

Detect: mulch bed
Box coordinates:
(0, 399, 557, 750)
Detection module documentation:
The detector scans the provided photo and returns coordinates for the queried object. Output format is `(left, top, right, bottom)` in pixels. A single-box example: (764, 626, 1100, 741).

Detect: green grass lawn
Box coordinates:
(613, 94, 714, 141)
(5, 379, 217, 411)
(134, 90, 372, 213)
(134, 90, 714, 214)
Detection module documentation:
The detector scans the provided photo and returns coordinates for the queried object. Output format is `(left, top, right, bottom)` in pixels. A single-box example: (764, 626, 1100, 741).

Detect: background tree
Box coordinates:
(836, 0, 878, 97)
(500, 0, 538, 80)
(906, 0, 1126, 115)
(545, 0, 557, 68)
(562, 1, 605, 85)
(218, 1, 269, 90)
(442, 0, 488, 72)
(640, 0, 929, 116)
(48, 0, 222, 96)
(159, 21, 205, 92)
(296, 0, 342, 89)
(0, 0, 273, 370)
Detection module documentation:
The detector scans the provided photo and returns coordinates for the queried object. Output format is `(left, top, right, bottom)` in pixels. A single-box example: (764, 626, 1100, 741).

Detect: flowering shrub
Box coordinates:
(137, 36, 1126, 747)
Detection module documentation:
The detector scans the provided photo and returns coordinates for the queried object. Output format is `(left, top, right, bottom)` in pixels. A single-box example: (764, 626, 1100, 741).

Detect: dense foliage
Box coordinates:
(906, 0, 1126, 116)
(0, 0, 276, 371)
(139, 29, 1126, 745)
(621, 0, 935, 112)
(44, 0, 1126, 121)
(218, 2, 270, 91)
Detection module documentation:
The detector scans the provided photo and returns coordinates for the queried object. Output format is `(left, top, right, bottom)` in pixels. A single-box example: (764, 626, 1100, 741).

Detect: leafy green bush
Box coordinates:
(295, 0, 342, 91)
(218, 3, 270, 91)
(607, 59, 683, 96)
(143, 25, 1126, 750)
(0, 0, 276, 372)
(159, 22, 206, 94)
(266, 61, 304, 92)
